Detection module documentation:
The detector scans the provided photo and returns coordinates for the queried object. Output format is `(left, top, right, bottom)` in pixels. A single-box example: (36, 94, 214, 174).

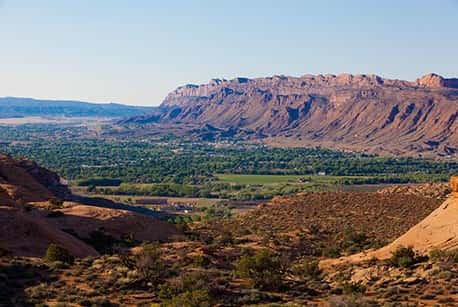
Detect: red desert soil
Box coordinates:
(48, 203, 180, 242)
(0, 203, 181, 258)
(0, 206, 98, 258)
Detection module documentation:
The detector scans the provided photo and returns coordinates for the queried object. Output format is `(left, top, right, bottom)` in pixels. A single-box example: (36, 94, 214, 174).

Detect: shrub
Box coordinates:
(293, 260, 322, 281)
(341, 228, 371, 253)
(430, 248, 458, 263)
(215, 230, 234, 246)
(161, 289, 213, 307)
(234, 249, 283, 290)
(203, 204, 232, 220)
(321, 247, 341, 258)
(47, 198, 64, 210)
(44, 244, 74, 264)
(389, 246, 421, 268)
(159, 272, 212, 302)
(341, 281, 366, 295)
(192, 255, 211, 268)
(135, 242, 166, 286)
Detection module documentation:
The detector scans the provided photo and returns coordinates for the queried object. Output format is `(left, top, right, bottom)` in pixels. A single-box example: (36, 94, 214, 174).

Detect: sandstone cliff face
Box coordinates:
(451, 176, 458, 196)
(131, 73, 458, 156)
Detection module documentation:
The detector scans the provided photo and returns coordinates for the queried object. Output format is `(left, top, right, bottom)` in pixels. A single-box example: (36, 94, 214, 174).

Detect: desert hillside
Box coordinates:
(126, 73, 458, 157)
(3, 155, 458, 305)
(324, 176, 458, 266)
(0, 154, 70, 203)
(196, 191, 443, 258)
(0, 154, 179, 258)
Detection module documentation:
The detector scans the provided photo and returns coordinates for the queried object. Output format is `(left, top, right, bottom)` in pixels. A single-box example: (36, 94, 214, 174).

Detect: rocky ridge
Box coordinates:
(127, 73, 458, 157)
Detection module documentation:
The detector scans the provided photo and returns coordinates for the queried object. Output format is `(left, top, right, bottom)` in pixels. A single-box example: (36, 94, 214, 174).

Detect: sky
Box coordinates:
(0, 0, 457, 106)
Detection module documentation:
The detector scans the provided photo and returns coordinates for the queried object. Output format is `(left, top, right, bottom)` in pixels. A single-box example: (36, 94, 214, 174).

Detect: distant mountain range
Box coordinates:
(0, 97, 154, 118)
(123, 73, 458, 157)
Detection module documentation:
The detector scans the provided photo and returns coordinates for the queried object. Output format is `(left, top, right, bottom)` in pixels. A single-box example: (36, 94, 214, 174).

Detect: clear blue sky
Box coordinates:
(0, 0, 457, 106)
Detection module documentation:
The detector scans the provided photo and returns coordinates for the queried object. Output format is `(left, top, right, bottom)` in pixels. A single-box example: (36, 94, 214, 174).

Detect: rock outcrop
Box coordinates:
(0, 154, 66, 203)
(0, 154, 180, 257)
(127, 73, 458, 157)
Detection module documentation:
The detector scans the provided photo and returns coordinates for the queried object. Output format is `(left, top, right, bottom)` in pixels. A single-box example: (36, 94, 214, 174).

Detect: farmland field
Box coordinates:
(216, 173, 375, 185)
(216, 174, 304, 184)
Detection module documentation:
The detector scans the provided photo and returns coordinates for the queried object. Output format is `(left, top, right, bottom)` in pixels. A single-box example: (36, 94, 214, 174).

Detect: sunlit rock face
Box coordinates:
(127, 73, 458, 157)
(451, 176, 458, 196)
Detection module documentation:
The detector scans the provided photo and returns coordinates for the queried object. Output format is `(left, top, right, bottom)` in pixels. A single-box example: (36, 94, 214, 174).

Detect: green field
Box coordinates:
(215, 174, 364, 185)
(215, 174, 380, 185)
(216, 174, 304, 184)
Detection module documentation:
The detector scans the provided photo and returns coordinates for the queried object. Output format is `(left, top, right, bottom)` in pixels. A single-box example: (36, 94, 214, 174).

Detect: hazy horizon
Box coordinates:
(1, 0, 457, 106)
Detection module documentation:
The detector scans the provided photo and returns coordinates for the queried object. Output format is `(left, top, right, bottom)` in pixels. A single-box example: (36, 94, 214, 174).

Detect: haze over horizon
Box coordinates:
(0, 0, 457, 106)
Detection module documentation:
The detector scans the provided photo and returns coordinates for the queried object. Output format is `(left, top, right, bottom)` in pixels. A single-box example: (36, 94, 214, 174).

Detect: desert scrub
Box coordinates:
(133, 242, 169, 287)
(292, 259, 323, 281)
(44, 244, 74, 264)
(321, 246, 341, 258)
(159, 272, 215, 306)
(340, 228, 371, 253)
(46, 197, 64, 210)
(389, 246, 423, 268)
(191, 255, 211, 268)
(341, 281, 366, 295)
(161, 289, 213, 307)
(25, 283, 57, 300)
(430, 248, 458, 263)
(234, 249, 283, 290)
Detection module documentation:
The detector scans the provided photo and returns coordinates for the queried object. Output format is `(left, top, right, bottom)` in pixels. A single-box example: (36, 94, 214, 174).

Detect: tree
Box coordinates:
(44, 243, 74, 264)
(234, 249, 283, 290)
(135, 242, 166, 286)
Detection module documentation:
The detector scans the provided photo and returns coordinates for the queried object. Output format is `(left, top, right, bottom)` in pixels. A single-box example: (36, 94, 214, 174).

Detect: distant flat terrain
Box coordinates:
(0, 97, 154, 118)
(0, 116, 111, 125)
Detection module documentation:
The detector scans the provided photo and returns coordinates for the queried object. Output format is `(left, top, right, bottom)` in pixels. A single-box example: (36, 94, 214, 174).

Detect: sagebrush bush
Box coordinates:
(135, 242, 167, 286)
(341, 281, 366, 294)
(389, 246, 421, 268)
(44, 244, 74, 264)
(161, 289, 213, 307)
(293, 260, 322, 281)
(159, 272, 212, 302)
(430, 248, 458, 263)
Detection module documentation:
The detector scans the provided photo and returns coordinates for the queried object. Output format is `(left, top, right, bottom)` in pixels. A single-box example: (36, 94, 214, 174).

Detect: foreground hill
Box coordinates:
(197, 192, 442, 258)
(0, 97, 154, 118)
(127, 73, 458, 157)
(0, 154, 179, 257)
(3, 168, 456, 305)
